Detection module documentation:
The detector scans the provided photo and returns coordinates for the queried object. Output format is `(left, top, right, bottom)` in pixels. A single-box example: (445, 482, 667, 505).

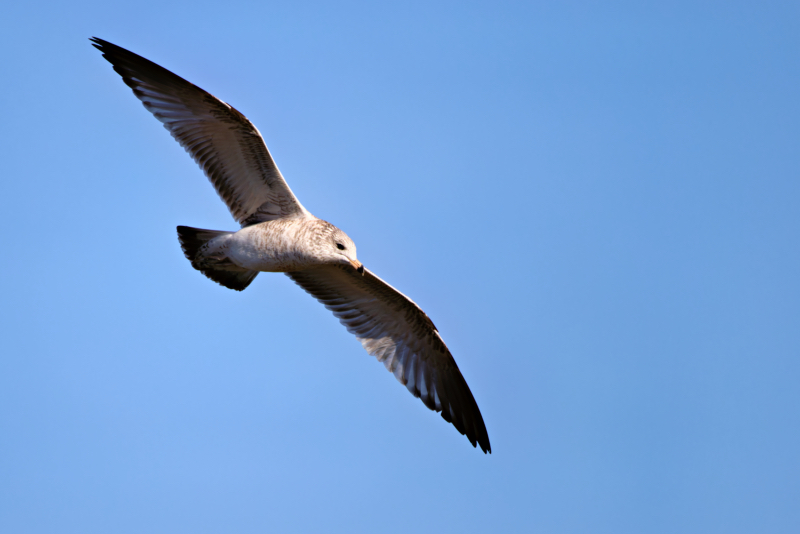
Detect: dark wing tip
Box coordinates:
(89, 36, 193, 94)
(90, 37, 124, 57)
(439, 367, 492, 454)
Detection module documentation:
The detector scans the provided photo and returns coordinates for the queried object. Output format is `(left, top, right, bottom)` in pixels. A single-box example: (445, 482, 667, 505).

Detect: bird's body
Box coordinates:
(196, 218, 358, 274)
(92, 37, 491, 453)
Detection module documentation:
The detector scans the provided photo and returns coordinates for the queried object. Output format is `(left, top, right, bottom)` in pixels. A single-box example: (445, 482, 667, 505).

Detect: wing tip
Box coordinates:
(89, 36, 115, 54)
(479, 431, 492, 454)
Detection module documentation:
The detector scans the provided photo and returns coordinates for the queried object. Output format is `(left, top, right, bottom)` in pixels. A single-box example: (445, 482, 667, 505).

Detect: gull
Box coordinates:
(91, 37, 490, 453)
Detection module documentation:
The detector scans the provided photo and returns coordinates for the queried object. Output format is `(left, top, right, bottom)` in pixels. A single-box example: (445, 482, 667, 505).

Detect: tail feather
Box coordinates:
(177, 226, 229, 260)
(177, 225, 258, 291)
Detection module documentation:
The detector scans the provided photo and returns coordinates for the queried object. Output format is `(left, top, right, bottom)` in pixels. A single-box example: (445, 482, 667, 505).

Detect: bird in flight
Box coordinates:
(91, 37, 490, 453)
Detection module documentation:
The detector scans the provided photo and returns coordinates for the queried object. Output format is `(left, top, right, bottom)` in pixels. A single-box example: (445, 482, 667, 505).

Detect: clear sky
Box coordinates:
(1, 1, 798, 532)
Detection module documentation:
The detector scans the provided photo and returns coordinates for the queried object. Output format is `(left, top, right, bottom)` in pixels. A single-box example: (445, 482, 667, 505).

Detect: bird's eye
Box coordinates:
(336, 243, 345, 250)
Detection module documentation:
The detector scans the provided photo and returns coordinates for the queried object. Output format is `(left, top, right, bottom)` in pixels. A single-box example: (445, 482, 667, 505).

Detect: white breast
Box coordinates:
(226, 218, 323, 272)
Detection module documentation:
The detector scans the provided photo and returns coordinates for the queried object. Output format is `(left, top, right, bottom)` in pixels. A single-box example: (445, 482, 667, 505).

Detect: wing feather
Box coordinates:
(286, 265, 491, 453)
(91, 37, 309, 225)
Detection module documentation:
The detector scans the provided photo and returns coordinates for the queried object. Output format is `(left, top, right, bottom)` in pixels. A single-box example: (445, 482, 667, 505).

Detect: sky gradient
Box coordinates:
(1, 1, 799, 532)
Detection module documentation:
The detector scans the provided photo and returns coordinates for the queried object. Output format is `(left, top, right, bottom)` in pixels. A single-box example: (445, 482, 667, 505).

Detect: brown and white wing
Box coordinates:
(91, 37, 308, 225)
(286, 265, 491, 453)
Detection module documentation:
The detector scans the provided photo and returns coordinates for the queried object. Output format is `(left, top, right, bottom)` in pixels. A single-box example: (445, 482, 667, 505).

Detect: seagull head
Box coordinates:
(326, 225, 363, 274)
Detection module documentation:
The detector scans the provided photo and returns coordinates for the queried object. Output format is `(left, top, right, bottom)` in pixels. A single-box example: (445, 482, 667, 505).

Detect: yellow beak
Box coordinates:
(349, 258, 364, 274)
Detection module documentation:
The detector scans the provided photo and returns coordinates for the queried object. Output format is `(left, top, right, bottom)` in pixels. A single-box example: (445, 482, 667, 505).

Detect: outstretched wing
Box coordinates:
(286, 265, 491, 453)
(92, 37, 309, 225)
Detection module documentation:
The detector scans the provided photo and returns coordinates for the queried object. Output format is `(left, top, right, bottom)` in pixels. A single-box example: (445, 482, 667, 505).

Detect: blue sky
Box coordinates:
(1, 1, 799, 532)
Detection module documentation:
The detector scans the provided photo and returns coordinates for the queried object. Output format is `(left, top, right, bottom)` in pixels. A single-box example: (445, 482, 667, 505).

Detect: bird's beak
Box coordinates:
(350, 258, 364, 275)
